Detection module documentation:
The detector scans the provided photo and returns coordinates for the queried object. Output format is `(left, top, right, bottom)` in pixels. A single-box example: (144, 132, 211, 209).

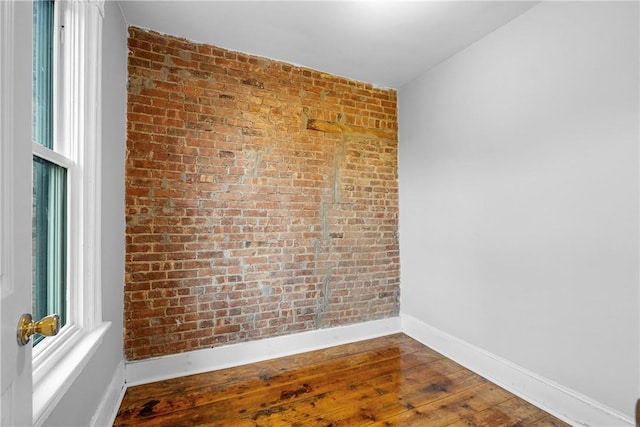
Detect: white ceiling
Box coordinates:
(119, 1, 538, 89)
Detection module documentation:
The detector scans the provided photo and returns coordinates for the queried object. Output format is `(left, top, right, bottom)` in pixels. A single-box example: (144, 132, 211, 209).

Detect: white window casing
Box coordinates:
(31, 0, 110, 424)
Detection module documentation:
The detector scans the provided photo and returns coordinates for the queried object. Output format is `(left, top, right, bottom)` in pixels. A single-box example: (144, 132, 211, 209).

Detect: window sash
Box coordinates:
(32, 155, 67, 346)
(32, 0, 54, 150)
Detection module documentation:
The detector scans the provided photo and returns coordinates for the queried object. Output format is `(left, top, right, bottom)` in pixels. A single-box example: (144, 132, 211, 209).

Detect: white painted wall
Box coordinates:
(42, 2, 127, 425)
(399, 1, 638, 421)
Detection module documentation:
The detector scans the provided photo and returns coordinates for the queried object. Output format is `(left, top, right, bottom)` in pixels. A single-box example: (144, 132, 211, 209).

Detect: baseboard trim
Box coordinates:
(125, 317, 402, 386)
(401, 313, 633, 427)
(90, 358, 126, 427)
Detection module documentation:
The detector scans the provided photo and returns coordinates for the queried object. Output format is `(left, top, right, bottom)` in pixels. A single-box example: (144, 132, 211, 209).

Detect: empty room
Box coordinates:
(0, 1, 638, 426)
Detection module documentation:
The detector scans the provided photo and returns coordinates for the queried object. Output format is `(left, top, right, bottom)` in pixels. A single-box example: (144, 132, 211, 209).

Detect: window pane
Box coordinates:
(32, 156, 67, 346)
(33, 0, 54, 149)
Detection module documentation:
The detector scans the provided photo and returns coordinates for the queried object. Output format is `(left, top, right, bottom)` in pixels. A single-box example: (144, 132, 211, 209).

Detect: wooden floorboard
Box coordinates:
(114, 333, 570, 427)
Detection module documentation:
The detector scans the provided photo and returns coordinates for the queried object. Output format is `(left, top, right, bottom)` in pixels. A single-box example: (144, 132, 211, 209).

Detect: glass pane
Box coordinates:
(33, 0, 54, 149)
(32, 156, 67, 346)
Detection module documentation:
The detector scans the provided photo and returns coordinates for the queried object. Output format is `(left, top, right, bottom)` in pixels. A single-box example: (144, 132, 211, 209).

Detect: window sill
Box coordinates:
(32, 321, 111, 426)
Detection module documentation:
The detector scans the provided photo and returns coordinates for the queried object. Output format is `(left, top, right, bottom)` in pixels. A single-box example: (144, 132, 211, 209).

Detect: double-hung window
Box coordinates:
(31, 0, 108, 424)
(32, 0, 67, 347)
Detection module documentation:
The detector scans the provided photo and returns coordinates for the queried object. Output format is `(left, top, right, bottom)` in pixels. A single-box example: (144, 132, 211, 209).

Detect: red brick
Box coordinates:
(124, 27, 399, 361)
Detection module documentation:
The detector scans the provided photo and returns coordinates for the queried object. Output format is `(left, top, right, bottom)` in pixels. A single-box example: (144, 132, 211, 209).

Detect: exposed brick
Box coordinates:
(124, 27, 399, 361)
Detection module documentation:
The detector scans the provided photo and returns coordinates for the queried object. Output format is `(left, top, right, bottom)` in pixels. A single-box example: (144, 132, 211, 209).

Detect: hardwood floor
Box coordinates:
(114, 334, 570, 426)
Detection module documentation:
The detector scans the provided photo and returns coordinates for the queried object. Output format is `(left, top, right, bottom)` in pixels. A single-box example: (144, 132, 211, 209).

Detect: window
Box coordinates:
(32, 0, 67, 347)
(30, 0, 109, 424)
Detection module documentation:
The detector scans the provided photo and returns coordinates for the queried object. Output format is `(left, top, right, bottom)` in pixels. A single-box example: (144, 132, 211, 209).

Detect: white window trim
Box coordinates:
(31, 1, 109, 424)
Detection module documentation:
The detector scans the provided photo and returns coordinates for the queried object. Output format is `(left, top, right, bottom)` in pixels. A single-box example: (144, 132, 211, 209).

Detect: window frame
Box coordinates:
(31, 1, 109, 424)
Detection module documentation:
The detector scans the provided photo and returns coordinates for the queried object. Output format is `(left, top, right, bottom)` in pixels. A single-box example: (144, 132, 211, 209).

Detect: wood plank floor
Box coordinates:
(114, 334, 570, 427)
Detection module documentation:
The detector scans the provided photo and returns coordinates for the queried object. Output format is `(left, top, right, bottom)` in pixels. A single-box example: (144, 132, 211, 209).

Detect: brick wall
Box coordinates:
(125, 27, 399, 361)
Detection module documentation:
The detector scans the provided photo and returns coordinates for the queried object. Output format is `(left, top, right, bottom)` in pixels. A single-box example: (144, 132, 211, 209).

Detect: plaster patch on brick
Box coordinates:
(312, 238, 322, 276)
(252, 151, 263, 177)
(316, 266, 333, 328)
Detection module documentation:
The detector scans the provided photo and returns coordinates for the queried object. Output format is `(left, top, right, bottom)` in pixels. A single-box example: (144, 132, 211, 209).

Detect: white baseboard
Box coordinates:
(125, 317, 402, 386)
(401, 313, 633, 427)
(90, 358, 126, 427)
